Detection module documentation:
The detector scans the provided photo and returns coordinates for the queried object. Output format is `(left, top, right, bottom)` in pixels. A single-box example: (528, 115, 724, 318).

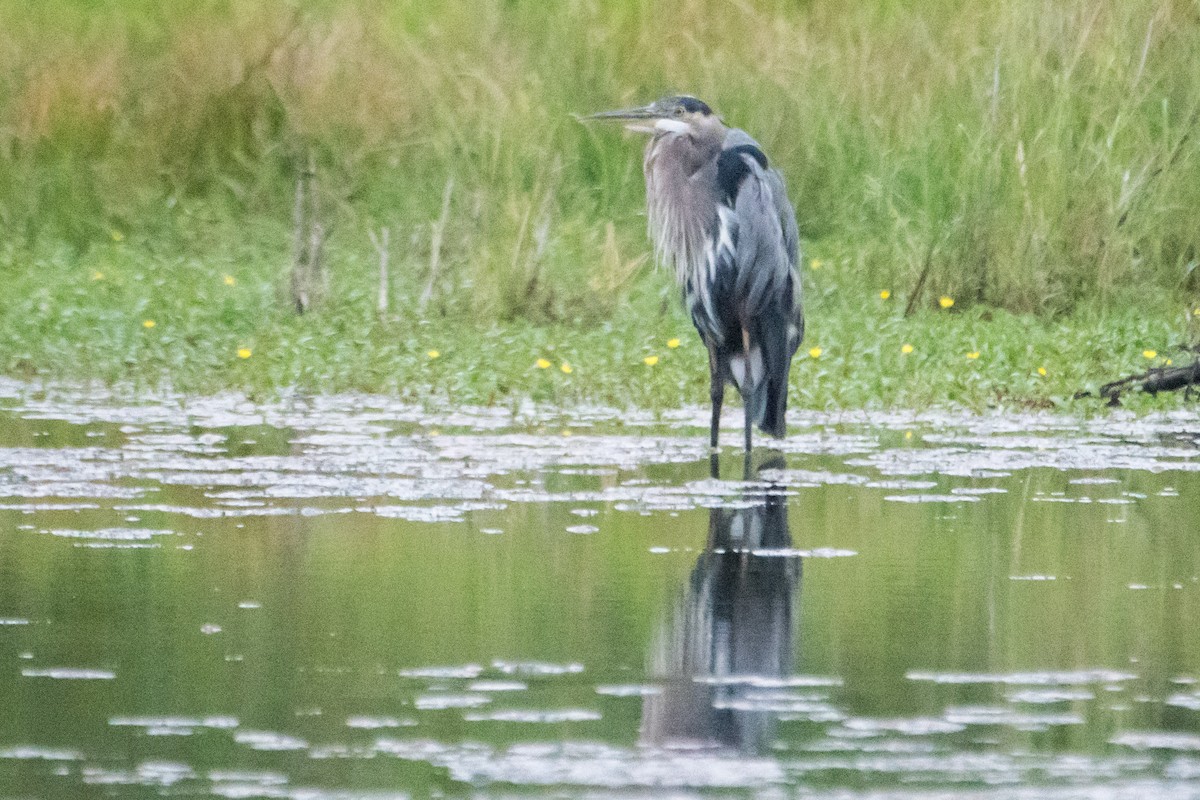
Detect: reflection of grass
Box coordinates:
(1, 228, 1193, 412)
(0, 0, 1198, 320)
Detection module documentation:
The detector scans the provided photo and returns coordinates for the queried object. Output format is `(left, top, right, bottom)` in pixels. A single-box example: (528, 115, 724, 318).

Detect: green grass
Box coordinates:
(0, 0, 1198, 409)
(2, 215, 1196, 412)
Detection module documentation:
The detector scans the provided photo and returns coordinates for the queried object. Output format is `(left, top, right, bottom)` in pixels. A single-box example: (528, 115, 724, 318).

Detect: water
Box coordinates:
(1, 378, 1199, 798)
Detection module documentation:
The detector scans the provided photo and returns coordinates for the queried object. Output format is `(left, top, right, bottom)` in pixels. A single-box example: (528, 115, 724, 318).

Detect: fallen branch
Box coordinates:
(1079, 358, 1200, 405)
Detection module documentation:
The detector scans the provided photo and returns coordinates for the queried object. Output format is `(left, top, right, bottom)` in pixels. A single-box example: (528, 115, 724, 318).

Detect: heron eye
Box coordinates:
(673, 106, 684, 117)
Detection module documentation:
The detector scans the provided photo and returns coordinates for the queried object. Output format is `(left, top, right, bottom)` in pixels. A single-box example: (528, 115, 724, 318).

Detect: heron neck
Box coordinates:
(644, 132, 722, 285)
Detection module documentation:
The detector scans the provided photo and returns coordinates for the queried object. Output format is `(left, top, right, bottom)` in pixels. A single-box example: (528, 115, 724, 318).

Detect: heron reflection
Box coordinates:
(641, 457, 800, 752)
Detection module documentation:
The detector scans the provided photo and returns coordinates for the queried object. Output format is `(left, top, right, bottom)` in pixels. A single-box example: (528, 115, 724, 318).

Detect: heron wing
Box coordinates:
(731, 161, 790, 320)
(713, 143, 795, 330)
(712, 131, 804, 436)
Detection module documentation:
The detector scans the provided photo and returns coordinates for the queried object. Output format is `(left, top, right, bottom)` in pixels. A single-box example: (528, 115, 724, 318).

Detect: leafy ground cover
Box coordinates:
(2, 220, 1195, 412)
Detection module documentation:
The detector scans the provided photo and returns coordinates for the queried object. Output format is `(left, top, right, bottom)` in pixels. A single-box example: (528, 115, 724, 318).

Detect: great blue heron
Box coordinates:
(584, 95, 803, 452)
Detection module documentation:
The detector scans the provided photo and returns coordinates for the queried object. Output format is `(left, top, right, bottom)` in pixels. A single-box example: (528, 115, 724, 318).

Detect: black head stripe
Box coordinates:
(677, 96, 712, 115)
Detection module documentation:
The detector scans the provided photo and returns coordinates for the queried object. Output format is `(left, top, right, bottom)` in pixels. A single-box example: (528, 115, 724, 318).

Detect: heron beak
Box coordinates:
(580, 105, 656, 121)
(578, 105, 659, 133)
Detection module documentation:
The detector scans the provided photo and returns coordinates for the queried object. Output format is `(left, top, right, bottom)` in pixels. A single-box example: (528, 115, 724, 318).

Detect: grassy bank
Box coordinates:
(2, 218, 1196, 411)
(1, 0, 1198, 409)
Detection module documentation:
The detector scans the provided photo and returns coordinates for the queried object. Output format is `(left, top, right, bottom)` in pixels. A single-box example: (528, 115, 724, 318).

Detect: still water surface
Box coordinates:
(1, 380, 1199, 798)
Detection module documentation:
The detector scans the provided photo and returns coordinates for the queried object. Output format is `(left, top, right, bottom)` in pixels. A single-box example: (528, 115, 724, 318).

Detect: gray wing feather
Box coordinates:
(766, 167, 800, 269)
(764, 166, 803, 352)
(731, 158, 794, 318)
(722, 138, 804, 368)
(721, 129, 799, 276)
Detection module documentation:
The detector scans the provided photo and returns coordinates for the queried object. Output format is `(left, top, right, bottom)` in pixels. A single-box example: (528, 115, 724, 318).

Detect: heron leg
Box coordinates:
(709, 382, 724, 451)
(743, 401, 753, 452)
(708, 348, 724, 452)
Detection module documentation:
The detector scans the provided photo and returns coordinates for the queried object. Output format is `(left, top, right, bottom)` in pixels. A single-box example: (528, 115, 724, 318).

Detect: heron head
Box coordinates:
(581, 95, 718, 135)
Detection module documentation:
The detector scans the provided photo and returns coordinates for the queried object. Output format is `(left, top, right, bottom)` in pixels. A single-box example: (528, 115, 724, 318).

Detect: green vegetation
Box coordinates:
(1, 0, 1198, 409)
(3, 231, 1196, 411)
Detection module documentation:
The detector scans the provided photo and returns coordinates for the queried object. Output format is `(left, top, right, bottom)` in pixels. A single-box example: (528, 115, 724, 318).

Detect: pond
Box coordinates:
(1, 378, 1199, 799)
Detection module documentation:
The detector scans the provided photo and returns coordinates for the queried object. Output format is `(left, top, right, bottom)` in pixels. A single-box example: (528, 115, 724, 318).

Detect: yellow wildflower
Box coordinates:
(110, 230, 124, 242)
(561, 363, 573, 374)
(427, 350, 440, 359)
(666, 338, 681, 349)
(904, 430, 913, 440)
(91, 270, 104, 281)
(879, 290, 891, 300)
(536, 358, 551, 369)
(939, 296, 955, 309)
(223, 274, 236, 286)
(237, 348, 252, 359)
(1194, 308, 1200, 317)
(1143, 350, 1157, 359)
(1167, 358, 1174, 366)
(1037, 366, 1047, 376)
(810, 258, 822, 270)
(142, 319, 156, 329)
(808, 346, 822, 359)
(967, 351, 980, 359)
(643, 355, 659, 366)
(561, 429, 572, 437)
(901, 343, 914, 355)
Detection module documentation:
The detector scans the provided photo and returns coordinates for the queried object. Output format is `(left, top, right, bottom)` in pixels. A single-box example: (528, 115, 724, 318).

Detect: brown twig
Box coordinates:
(904, 241, 935, 318)
(369, 226, 391, 316)
(420, 178, 454, 313)
(290, 149, 327, 314)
